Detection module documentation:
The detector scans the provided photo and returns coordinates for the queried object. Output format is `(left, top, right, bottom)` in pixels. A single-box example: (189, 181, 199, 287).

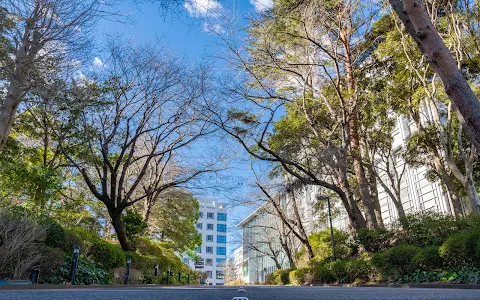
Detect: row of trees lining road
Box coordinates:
(211, 0, 480, 237)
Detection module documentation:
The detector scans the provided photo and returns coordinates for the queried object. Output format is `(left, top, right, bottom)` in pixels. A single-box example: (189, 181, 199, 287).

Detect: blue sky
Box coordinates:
(92, 0, 274, 255)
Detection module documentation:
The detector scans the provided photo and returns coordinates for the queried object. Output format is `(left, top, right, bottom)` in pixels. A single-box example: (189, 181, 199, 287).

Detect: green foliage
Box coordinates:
(89, 239, 126, 270)
(384, 244, 421, 277)
(270, 269, 290, 285)
(148, 190, 202, 252)
(38, 246, 66, 283)
(328, 260, 348, 283)
(309, 229, 351, 261)
(396, 213, 461, 247)
(343, 259, 373, 283)
(47, 255, 111, 285)
(39, 217, 66, 249)
(63, 227, 98, 253)
(123, 209, 148, 237)
(313, 263, 334, 284)
(356, 227, 394, 252)
(439, 233, 480, 269)
(411, 246, 443, 271)
(288, 267, 312, 285)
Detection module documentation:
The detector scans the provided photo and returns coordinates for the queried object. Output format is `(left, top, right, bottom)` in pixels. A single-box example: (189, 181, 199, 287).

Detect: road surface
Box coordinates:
(1, 285, 479, 300)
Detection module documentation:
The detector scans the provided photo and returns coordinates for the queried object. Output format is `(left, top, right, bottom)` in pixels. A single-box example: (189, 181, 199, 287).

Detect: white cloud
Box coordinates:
(93, 56, 104, 68)
(250, 0, 273, 13)
(202, 22, 225, 34)
(184, 0, 222, 18)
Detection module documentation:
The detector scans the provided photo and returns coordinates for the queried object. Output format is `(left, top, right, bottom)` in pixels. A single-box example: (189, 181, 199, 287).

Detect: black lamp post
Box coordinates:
(317, 195, 336, 258)
(70, 246, 80, 285)
(124, 257, 131, 284)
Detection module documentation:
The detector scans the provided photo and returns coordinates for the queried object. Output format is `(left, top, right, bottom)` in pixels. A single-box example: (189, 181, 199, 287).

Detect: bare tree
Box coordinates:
(59, 42, 218, 251)
(0, 0, 112, 150)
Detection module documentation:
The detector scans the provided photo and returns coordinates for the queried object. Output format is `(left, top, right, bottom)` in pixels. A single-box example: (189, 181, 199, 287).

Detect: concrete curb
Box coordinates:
(0, 284, 206, 291)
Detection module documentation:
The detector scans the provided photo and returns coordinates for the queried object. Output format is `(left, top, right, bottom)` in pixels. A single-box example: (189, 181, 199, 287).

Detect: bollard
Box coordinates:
(187, 273, 190, 283)
(70, 246, 80, 285)
(154, 264, 159, 277)
(167, 269, 171, 285)
(178, 271, 181, 283)
(31, 269, 40, 284)
(124, 257, 131, 284)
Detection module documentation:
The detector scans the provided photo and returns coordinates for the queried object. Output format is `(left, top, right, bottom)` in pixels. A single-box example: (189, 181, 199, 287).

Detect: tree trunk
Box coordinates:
(437, 170, 464, 217)
(465, 178, 480, 214)
(389, 0, 480, 150)
(335, 169, 367, 231)
(393, 191, 406, 219)
(343, 35, 377, 228)
(366, 164, 384, 227)
(109, 209, 136, 251)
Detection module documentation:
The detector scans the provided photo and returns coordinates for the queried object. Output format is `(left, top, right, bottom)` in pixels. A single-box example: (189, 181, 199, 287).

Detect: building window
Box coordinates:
(207, 223, 214, 230)
(182, 258, 189, 264)
(206, 258, 213, 266)
(216, 270, 224, 280)
(217, 224, 226, 232)
(206, 235, 214, 242)
(207, 271, 212, 278)
(216, 246, 226, 255)
(217, 235, 226, 243)
(216, 258, 226, 267)
(196, 223, 202, 230)
(206, 246, 213, 254)
(195, 247, 201, 253)
(207, 212, 214, 219)
(199, 212, 204, 218)
(217, 213, 227, 221)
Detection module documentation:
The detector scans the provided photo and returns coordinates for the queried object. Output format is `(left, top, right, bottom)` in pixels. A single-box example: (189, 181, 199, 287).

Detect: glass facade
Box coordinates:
(217, 235, 226, 243)
(217, 224, 226, 232)
(217, 213, 227, 221)
(216, 246, 226, 255)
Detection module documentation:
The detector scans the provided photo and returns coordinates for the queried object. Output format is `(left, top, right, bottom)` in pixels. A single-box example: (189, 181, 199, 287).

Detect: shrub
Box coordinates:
(40, 218, 66, 249)
(0, 212, 46, 279)
(411, 246, 442, 271)
(396, 212, 459, 247)
(63, 227, 97, 253)
(289, 267, 312, 285)
(38, 246, 66, 283)
(328, 260, 348, 283)
(50, 254, 111, 285)
(385, 244, 420, 277)
(113, 267, 144, 284)
(439, 233, 479, 269)
(270, 269, 290, 284)
(312, 263, 334, 283)
(356, 227, 394, 253)
(344, 259, 372, 283)
(309, 229, 351, 261)
(90, 239, 126, 270)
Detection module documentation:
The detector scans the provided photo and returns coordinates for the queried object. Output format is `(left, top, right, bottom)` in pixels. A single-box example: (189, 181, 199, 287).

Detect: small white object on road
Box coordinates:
(236, 286, 247, 293)
(232, 297, 249, 300)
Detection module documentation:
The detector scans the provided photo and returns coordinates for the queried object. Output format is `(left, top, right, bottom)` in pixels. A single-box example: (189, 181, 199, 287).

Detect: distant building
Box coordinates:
(233, 247, 244, 281)
(182, 199, 227, 285)
(237, 202, 289, 284)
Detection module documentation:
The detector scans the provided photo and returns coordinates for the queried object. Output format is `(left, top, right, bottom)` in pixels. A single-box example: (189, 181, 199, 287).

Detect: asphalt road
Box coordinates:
(1, 286, 479, 300)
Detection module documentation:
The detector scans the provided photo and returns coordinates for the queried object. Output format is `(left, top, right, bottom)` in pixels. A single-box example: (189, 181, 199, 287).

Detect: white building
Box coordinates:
(233, 247, 244, 282)
(237, 202, 290, 284)
(182, 199, 227, 285)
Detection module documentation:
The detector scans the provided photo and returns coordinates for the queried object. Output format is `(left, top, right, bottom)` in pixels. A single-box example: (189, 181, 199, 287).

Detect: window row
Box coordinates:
(198, 212, 227, 221)
(195, 246, 227, 255)
(196, 223, 227, 232)
(205, 235, 226, 243)
(206, 270, 224, 280)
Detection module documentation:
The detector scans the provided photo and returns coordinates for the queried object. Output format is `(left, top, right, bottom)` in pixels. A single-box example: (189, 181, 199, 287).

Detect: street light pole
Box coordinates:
(317, 195, 336, 259)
